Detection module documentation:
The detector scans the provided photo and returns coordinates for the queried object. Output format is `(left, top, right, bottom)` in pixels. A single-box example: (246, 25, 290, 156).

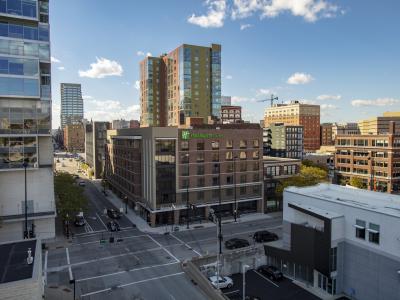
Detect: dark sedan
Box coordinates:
(257, 265, 283, 281)
(225, 238, 250, 250)
(107, 209, 121, 219)
(253, 230, 279, 243)
(107, 220, 120, 232)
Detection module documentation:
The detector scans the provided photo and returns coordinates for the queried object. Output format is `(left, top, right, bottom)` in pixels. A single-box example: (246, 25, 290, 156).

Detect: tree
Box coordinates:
(349, 177, 366, 189)
(276, 163, 328, 195)
(54, 172, 88, 221)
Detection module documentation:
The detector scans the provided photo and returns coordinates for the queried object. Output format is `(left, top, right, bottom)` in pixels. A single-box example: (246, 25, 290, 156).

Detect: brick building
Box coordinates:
(320, 123, 334, 146)
(63, 124, 84, 152)
(220, 105, 242, 124)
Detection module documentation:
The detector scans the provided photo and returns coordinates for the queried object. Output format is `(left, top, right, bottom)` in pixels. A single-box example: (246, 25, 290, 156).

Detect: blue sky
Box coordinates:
(50, 0, 400, 129)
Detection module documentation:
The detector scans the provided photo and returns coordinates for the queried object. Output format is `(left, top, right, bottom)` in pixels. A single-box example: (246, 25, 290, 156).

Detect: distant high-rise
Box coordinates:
(60, 83, 83, 128)
(264, 101, 320, 151)
(140, 43, 221, 127)
(221, 96, 231, 106)
(0, 0, 55, 242)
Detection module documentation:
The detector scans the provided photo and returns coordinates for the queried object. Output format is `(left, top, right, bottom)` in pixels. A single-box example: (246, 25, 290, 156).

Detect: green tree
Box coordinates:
(276, 163, 328, 195)
(54, 172, 88, 221)
(349, 177, 366, 189)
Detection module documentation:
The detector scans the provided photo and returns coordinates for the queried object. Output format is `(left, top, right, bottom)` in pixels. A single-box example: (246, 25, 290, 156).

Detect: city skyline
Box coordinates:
(50, 0, 400, 129)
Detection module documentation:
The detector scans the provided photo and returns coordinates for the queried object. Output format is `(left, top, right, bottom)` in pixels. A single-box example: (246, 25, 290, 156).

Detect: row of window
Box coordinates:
(355, 219, 380, 244)
(0, 22, 49, 41)
(0, 0, 37, 18)
(181, 161, 260, 176)
(181, 185, 261, 201)
(337, 139, 389, 147)
(0, 77, 39, 96)
(180, 151, 259, 162)
(182, 173, 260, 188)
(0, 39, 49, 60)
(0, 56, 38, 76)
(181, 139, 259, 151)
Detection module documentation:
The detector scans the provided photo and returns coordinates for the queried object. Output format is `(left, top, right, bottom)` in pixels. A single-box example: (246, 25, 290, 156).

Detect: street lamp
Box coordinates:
(185, 153, 190, 229)
(22, 159, 28, 239)
(242, 264, 250, 300)
(124, 195, 128, 214)
(233, 156, 238, 222)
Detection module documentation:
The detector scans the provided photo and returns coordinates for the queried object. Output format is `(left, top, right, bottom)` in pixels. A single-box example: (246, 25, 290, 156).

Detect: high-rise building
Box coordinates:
(263, 123, 304, 159)
(335, 122, 400, 193)
(60, 83, 83, 128)
(140, 43, 221, 127)
(358, 112, 400, 135)
(221, 96, 231, 106)
(320, 123, 334, 146)
(264, 101, 320, 151)
(332, 122, 360, 141)
(85, 121, 110, 179)
(0, 0, 55, 242)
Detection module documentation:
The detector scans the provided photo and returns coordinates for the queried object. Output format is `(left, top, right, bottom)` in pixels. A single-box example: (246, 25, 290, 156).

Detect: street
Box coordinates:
(46, 157, 283, 299)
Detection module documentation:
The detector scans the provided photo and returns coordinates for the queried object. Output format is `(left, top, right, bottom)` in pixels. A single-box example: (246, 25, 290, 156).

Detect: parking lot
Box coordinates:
(223, 270, 321, 300)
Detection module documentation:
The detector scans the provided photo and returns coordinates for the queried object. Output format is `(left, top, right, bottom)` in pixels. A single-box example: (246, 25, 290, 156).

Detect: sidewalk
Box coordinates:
(91, 180, 281, 235)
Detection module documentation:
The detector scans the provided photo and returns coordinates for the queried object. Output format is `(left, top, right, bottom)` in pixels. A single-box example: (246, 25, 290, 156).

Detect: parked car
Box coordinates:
(208, 276, 233, 289)
(224, 238, 250, 249)
(107, 209, 121, 219)
(107, 220, 120, 232)
(253, 230, 279, 243)
(78, 181, 86, 186)
(74, 215, 85, 227)
(257, 265, 283, 281)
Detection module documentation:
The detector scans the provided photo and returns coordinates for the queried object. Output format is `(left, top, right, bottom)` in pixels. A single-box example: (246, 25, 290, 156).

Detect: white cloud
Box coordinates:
(51, 56, 60, 63)
(78, 57, 123, 78)
(287, 72, 314, 85)
(82, 95, 93, 100)
(188, 0, 227, 28)
(256, 88, 273, 96)
(232, 0, 263, 19)
(240, 23, 253, 30)
(225, 75, 233, 79)
(137, 51, 152, 57)
(88, 99, 122, 110)
(134, 80, 140, 90)
(85, 104, 140, 122)
(58, 66, 65, 71)
(351, 98, 400, 107)
(320, 103, 337, 110)
(231, 96, 256, 104)
(316, 94, 341, 101)
(261, 0, 339, 22)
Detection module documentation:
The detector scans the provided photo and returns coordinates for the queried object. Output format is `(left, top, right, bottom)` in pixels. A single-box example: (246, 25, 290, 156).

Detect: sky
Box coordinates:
(50, 0, 400, 129)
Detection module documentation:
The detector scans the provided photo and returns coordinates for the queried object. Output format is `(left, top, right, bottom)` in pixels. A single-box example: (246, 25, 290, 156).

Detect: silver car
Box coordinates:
(208, 275, 233, 289)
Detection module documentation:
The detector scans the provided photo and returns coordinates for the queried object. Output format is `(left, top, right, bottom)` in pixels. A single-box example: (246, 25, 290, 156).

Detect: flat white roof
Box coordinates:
(285, 183, 400, 218)
(290, 202, 343, 220)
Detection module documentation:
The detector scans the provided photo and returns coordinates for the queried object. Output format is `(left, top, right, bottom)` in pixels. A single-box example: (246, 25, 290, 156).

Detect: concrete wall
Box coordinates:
(341, 241, 400, 300)
(38, 136, 53, 166)
(0, 217, 55, 243)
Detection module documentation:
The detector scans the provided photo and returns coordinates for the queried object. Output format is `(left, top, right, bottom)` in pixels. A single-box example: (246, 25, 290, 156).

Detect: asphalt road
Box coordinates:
(223, 270, 321, 300)
(47, 157, 284, 299)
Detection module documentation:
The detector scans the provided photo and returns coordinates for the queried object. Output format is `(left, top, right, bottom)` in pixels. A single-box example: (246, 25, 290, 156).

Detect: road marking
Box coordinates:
(71, 234, 148, 246)
(80, 272, 185, 298)
(254, 270, 279, 288)
(74, 229, 107, 237)
(146, 235, 180, 262)
(170, 233, 202, 257)
(224, 290, 240, 295)
(48, 247, 164, 272)
(76, 261, 180, 282)
(96, 212, 108, 230)
(43, 250, 48, 284)
(66, 248, 73, 282)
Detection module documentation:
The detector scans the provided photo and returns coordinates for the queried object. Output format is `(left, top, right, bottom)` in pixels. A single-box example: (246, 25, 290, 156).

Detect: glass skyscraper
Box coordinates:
(60, 83, 83, 128)
(0, 0, 55, 242)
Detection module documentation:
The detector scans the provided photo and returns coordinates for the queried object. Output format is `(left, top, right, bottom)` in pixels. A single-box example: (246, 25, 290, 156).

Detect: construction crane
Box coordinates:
(257, 94, 279, 107)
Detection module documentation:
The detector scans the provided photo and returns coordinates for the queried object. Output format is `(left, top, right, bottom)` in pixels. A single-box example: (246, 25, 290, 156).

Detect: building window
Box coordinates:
(226, 188, 233, 197)
(253, 185, 261, 196)
(240, 174, 246, 183)
(197, 165, 204, 175)
(197, 142, 204, 150)
(181, 153, 189, 163)
(181, 165, 189, 176)
(226, 151, 233, 161)
(240, 140, 247, 148)
(253, 139, 259, 147)
(368, 223, 380, 244)
(212, 152, 219, 162)
(240, 151, 247, 160)
(355, 219, 366, 239)
(253, 173, 260, 182)
(226, 175, 232, 184)
(211, 141, 219, 149)
(197, 191, 204, 201)
(240, 162, 247, 172)
(252, 150, 259, 159)
(181, 141, 189, 150)
(182, 179, 189, 189)
(212, 176, 219, 186)
(226, 140, 233, 148)
(240, 186, 246, 195)
(197, 177, 204, 187)
(212, 189, 219, 200)
(197, 152, 204, 162)
(329, 247, 337, 272)
(226, 162, 233, 172)
(253, 161, 259, 171)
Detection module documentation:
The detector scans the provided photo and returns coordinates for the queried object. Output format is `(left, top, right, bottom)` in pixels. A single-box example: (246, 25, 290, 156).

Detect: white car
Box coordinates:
(208, 276, 233, 289)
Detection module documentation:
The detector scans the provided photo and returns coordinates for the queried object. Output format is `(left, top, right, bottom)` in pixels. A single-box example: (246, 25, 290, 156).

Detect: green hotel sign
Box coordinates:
(181, 130, 223, 140)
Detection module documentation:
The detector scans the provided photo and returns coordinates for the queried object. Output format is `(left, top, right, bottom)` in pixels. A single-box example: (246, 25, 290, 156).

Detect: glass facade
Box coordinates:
(155, 139, 176, 205)
(211, 48, 221, 117)
(0, 0, 51, 171)
(60, 83, 83, 128)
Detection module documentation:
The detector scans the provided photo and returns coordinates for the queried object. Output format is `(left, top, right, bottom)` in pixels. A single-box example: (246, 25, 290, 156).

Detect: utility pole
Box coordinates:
(186, 184, 190, 229)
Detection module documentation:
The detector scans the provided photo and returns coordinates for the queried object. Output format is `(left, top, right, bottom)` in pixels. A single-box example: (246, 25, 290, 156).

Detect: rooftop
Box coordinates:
(286, 183, 400, 218)
(0, 240, 36, 284)
(263, 156, 301, 163)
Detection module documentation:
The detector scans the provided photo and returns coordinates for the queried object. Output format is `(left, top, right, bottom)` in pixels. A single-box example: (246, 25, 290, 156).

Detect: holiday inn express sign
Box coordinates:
(181, 130, 223, 140)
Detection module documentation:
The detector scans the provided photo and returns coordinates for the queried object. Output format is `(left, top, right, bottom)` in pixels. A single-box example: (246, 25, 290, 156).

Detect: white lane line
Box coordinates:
(146, 235, 180, 262)
(74, 229, 107, 237)
(48, 247, 163, 272)
(71, 234, 148, 246)
(66, 248, 73, 281)
(96, 212, 108, 230)
(170, 233, 202, 257)
(80, 272, 185, 298)
(76, 261, 180, 282)
(43, 250, 48, 284)
(254, 270, 279, 288)
(224, 290, 240, 295)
